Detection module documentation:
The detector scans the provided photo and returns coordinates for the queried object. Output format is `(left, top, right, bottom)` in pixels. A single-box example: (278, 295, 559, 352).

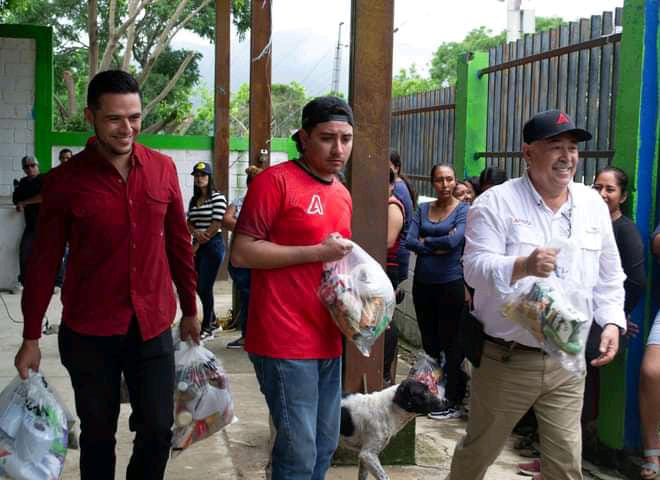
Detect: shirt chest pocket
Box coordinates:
(505, 224, 540, 257)
(140, 188, 170, 235)
(577, 228, 602, 288)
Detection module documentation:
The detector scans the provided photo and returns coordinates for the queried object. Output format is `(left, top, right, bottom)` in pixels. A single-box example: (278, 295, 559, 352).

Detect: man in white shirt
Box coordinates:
(448, 110, 626, 480)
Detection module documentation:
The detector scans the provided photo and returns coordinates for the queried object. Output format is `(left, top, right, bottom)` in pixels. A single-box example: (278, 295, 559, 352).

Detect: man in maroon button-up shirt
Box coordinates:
(14, 70, 199, 480)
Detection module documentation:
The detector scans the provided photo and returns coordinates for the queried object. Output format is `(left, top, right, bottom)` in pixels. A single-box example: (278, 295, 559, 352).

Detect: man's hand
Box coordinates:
(317, 234, 353, 262)
(591, 324, 620, 367)
(180, 315, 201, 344)
(525, 247, 559, 277)
(15, 340, 41, 379)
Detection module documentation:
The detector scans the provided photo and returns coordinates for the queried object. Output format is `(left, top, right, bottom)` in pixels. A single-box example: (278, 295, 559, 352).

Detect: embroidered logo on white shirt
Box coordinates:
(306, 194, 324, 215)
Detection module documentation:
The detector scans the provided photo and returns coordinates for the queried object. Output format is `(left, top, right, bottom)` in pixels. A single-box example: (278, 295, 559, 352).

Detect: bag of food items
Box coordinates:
(0, 372, 72, 479)
(407, 352, 444, 399)
(171, 341, 236, 458)
(501, 239, 590, 375)
(319, 240, 396, 356)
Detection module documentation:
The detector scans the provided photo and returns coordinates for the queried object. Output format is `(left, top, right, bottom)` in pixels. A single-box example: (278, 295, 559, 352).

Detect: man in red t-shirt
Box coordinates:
(14, 71, 199, 480)
(232, 96, 354, 479)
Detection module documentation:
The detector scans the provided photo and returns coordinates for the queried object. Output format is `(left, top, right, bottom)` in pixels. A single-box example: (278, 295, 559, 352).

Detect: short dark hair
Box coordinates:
(595, 166, 629, 195)
(59, 148, 72, 157)
(87, 70, 141, 110)
(430, 163, 455, 182)
(479, 167, 507, 191)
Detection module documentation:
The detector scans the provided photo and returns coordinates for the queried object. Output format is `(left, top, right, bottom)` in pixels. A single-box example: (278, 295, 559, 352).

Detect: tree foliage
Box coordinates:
(429, 16, 566, 87)
(1, 0, 251, 134)
(228, 81, 308, 138)
(392, 64, 439, 97)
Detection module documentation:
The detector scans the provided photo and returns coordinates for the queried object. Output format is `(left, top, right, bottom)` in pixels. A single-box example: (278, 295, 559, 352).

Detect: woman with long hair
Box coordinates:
(187, 162, 228, 339)
(390, 150, 416, 284)
(405, 164, 469, 419)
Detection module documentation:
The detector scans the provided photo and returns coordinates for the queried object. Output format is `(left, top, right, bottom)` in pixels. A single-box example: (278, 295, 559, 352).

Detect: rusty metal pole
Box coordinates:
(214, 0, 230, 194)
(345, 0, 394, 394)
(249, 0, 272, 167)
(214, 0, 231, 281)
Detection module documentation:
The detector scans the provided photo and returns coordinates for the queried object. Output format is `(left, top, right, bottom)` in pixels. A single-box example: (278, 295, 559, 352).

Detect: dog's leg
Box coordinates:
(358, 451, 389, 480)
(358, 460, 369, 480)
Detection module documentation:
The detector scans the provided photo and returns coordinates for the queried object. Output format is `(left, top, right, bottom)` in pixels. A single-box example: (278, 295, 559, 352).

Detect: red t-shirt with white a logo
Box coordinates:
(235, 160, 352, 359)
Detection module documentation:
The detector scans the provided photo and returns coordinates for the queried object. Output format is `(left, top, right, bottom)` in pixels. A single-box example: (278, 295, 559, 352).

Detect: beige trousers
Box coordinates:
(448, 341, 586, 480)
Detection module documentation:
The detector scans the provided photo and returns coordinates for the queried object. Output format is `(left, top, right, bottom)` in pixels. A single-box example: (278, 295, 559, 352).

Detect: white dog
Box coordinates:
(339, 379, 444, 480)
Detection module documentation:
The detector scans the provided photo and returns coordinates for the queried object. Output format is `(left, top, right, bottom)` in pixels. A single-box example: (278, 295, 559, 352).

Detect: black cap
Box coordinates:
(523, 110, 592, 144)
(190, 161, 212, 175)
(291, 96, 354, 142)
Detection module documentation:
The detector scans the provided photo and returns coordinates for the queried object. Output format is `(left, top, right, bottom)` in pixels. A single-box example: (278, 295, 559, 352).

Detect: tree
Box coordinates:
(1, 0, 251, 133)
(229, 81, 308, 138)
(429, 17, 566, 87)
(392, 64, 439, 97)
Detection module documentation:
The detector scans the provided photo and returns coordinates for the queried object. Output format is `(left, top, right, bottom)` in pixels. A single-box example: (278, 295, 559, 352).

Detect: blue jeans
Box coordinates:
(194, 234, 225, 330)
(249, 355, 341, 480)
(228, 262, 250, 337)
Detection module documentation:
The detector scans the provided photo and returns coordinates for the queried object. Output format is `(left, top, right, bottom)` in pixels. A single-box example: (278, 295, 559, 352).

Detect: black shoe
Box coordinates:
(226, 337, 245, 349)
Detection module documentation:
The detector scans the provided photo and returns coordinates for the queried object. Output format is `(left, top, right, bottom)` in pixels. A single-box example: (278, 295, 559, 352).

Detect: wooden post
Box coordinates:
(214, 0, 230, 195)
(249, 0, 272, 167)
(345, 0, 394, 395)
(214, 0, 231, 280)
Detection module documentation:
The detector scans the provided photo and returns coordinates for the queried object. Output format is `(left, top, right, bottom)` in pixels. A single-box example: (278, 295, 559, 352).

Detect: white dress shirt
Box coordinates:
(464, 174, 626, 348)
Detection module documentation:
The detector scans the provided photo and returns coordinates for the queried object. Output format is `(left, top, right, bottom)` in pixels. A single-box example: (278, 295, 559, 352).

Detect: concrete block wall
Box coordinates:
(0, 37, 35, 198)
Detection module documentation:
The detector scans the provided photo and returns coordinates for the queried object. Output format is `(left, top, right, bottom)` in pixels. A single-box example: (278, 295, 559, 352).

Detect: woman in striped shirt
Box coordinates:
(187, 161, 227, 338)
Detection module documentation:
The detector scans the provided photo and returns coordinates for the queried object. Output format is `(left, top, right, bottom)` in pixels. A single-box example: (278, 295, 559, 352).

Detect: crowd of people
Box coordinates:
(8, 69, 660, 480)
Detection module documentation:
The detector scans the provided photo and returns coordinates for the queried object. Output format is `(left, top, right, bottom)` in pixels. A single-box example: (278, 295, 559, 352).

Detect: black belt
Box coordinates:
(484, 334, 543, 353)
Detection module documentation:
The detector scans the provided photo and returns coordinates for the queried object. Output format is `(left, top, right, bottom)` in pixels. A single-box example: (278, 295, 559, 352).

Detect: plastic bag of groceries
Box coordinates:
(0, 372, 71, 479)
(318, 240, 396, 357)
(171, 340, 236, 458)
(407, 352, 445, 399)
(501, 238, 591, 375)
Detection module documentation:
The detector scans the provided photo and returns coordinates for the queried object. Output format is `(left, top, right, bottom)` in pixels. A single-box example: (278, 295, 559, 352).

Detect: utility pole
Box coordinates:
(331, 22, 344, 95)
(499, 0, 535, 42)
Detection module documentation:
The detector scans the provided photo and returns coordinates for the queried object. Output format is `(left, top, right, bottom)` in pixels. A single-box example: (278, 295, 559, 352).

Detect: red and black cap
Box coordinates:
(523, 110, 592, 144)
(291, 96, 354, 142)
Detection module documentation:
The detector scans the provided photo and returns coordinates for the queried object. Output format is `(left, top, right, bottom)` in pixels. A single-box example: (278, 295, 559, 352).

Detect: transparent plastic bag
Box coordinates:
(319, 240, 396, 357)
(0, 372, 70, 480)
(501, 238, 591, 375)
(170, 341, 236, 458)
(407, 352, 444, 399)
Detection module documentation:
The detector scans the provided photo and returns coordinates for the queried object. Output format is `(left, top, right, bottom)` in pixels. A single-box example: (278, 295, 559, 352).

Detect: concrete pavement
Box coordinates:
(0, 281, 622, 479)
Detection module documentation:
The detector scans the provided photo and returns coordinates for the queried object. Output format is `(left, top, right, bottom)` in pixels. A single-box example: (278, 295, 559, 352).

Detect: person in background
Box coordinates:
(222, 165, 263, 349)
(12, 155, 43, 290)
(14, 70, 199, 480)
(478, 166, 508, 193)
(390, 150, 416, 285)
(59, 148, 73, 164)
(384, 168, 405, 385)
(453, 180, 476, 204)
(639, 221, 660, 480)
(405, 163, 469, 420)
(187, 161, 228, 339)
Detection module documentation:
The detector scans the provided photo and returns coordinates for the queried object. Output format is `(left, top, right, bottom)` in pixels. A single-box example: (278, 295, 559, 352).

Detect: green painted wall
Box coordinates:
(453, 51, 489, 179)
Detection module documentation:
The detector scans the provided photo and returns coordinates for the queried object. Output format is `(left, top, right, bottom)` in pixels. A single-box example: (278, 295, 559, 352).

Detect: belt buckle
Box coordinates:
(502, 342, 516, 362)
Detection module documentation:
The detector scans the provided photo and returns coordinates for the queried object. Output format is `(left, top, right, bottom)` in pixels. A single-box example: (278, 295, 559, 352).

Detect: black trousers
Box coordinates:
(18, 227, 36, 285)
(58, 320, 175, 480)
(412, 278, 467, 404)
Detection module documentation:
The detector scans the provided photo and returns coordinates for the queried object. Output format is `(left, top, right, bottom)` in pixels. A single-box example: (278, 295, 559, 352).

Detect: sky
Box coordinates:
(172, 0, 625, 99)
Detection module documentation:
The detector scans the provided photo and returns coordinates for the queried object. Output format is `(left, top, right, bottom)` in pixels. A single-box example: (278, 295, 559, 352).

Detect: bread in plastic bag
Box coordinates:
(0, 372, 71, 479)
(501, 238, 591, 375)
(170, 340, 236, 458)
(407, 352, 445, 399)
(318, 240, 396, 356)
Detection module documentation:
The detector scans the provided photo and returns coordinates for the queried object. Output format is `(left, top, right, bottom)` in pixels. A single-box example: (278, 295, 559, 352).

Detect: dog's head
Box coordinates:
(392, 379, 445, 414)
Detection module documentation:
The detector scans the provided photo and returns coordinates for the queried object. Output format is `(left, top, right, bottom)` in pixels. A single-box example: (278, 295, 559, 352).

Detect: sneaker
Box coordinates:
(200, 329, 214, 341)
(518, 459, 541, 476)
(428, 402, 464, 420)
(226, 337, 245, 349)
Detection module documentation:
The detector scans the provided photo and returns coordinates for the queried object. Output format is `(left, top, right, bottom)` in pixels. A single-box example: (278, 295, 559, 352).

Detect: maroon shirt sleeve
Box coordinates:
(22, 171, 69, 339)
(163, 158, 197, 317)
(235, 168, 284, 240)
